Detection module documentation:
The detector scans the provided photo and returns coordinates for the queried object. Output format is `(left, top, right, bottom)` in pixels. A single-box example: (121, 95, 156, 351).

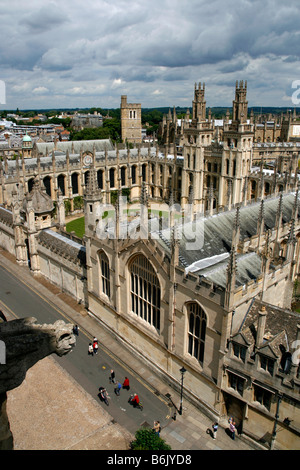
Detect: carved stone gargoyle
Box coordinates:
(0, 316, 76, 449)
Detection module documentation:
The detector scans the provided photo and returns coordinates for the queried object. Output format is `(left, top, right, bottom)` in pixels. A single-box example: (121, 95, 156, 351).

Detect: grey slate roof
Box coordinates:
(154, 192, 298, 286)
(196, 252, 262, 289)
(234, 299, 300, 357)
(22, 180, 54, 214)
(38, 229, 86, 265)
(4, 146, 158, 176)
(35, 139, 114, 155)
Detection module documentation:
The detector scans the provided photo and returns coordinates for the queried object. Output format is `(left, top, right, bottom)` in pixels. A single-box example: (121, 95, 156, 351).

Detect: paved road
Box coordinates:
(0, 262, 171, 435)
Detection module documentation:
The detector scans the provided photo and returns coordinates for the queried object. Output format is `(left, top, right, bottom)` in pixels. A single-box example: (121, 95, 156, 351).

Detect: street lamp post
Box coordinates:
(179, 366, 186, 415)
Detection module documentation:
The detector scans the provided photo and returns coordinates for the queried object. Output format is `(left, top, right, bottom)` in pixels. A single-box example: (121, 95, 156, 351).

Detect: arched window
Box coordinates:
(187, 302, 206, 365)
(99, 252, 110, 298)
(109, 168, 115, 188)
(43, 176, 51, 197)
(121, 166, 126, 186)
(84, 171, 90, 186)
(97, 170, 104, 190)
(57, 174, 65, 195)
(71, 172, 79, 194)
(130, 254, 160, 331)
(131, 165, 137, 185)
(28, 178, 35, 192)
(142, 163, 147, 182)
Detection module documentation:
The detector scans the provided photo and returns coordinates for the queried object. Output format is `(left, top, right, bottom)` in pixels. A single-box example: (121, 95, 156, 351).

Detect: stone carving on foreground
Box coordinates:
(0, 316, 75, 449)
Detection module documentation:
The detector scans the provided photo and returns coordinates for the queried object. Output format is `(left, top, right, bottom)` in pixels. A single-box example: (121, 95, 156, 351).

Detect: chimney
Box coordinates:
(256, 305, 267, 347)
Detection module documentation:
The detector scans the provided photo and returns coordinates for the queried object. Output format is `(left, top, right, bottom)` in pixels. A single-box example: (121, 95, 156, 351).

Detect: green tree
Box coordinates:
(131, 428, 171, 451)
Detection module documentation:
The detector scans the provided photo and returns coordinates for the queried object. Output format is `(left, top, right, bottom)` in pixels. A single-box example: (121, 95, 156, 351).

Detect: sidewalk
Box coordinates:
(0, 249, 262, 451)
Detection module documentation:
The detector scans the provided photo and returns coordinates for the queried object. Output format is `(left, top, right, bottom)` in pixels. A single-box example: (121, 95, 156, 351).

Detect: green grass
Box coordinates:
(65, 208, 181, 239)
(66, 216, 85, 238)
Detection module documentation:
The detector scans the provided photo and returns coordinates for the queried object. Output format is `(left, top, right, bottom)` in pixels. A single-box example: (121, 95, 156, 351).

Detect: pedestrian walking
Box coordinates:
(229, 420, 236, 440)
(93, 338, 98, 355)
(212, 422, 218, 439)
(109, 369, 116, 384)
(88, 343, 94, 356)
(123, 377, 130, 390)
(115, 381, 122, 396)
(73, 324, 79, 336)
(153, 420, 161, 437)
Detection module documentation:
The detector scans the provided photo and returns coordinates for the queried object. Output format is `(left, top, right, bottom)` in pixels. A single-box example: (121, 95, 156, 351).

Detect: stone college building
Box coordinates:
(0, 82, 300, 449)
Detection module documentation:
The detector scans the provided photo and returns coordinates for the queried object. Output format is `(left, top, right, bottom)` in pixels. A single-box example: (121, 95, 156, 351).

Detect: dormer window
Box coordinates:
(260, 355, 275, 376)
(232, 343, 247, 363)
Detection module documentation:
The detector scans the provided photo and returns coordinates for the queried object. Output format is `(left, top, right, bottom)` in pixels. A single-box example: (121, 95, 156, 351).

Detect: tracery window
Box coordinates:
(109, 168, 115, 188)
(99, 251, 110, 298)
(130, 254, 160, 330)
(187, 302, 206, 366)
(131, 165, 137, 185)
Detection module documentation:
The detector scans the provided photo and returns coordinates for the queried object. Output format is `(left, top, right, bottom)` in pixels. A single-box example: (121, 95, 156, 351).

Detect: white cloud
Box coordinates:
(112, 79, 123, 88)
(32, 86, 49, 94)
(1, 0, 300, 109)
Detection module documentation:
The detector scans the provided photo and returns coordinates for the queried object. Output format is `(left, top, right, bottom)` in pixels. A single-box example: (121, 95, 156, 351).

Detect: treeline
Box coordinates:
(70, 118, 121, 143)
(2, 105, 294, 144)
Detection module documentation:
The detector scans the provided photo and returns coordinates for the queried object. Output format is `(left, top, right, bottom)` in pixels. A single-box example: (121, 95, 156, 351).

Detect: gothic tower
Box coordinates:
(232, 80, 248, 125)
(220, 81, 254, 208)
(120, 95, 142, 144)
(192, 82, 206, 124)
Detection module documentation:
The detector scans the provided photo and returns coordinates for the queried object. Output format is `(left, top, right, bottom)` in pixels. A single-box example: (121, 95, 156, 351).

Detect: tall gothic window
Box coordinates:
(130, 254, 160, 331)
(57, 174, 65, 195)
(187, 302, 206, 366)
(121, 166, 126, 186)
(99, 252, 110, 298)
(131, 165, 137, 185)
(97, 169, 104, 189)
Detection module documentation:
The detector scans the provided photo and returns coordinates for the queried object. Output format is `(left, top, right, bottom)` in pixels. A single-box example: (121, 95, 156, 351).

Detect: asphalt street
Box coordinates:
(0, 261, 171, 436)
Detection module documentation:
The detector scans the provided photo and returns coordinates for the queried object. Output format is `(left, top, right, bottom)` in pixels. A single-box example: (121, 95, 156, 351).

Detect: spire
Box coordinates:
(114, 188, 121, 240)
(292, 189, 299, 221)
(257, 198, 265, 242)
(225, 247, 237, 310)
(169, 220, 180, 266)
(169, 188, 174, 207)
(85, 167, 101, 199)
(232, 205, 240, 251)
(227, 248, 237, 280)
(140, 181, 148, 207)
(287, 217, 296, 246)
(227, 179, 232, 210)
(275, 192, 283, 230)
(208, 182, 214, 216)
(173, 106, 177, 124)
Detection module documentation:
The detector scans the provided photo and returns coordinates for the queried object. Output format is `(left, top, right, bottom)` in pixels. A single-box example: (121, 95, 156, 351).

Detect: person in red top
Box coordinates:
(93, 338, 98, 355)
(131, 393, 139, 407)
(123, 377, 130, 390)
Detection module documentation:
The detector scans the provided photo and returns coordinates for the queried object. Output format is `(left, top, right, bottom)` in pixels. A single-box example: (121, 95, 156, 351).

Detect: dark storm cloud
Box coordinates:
(1, 0, 300, 108)
(22, 4, 69, 33)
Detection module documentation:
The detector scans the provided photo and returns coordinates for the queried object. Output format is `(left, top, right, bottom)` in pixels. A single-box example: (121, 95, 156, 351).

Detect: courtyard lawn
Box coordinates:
(65, 208, 181, 240)
(66, 216, 85, 238)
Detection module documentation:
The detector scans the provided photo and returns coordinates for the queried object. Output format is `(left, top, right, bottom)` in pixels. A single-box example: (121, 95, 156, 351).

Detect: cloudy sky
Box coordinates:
(1, 0, 300, 111)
